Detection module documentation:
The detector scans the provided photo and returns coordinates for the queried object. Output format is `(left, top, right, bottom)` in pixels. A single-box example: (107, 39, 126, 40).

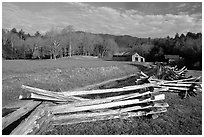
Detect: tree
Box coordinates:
(186, 32, 197, 39)
(18, 29, 25, 40)
(1, 27, 202, 70)
(7, 32, 21, 58)
(2, 30, 13, 59)
(174, 33, 179, 40)
(2, 41, 14, 59)
(45, 28, 61, 59)
(86, 34, 98, 56)
(24, 36, 41, 59)
(61, 25, 74, 57)
(100, 38, 119, 57)
(196, 33, 202, 39)
(71, 32, 84, 55)
(78, 32, 96, 56)
(134, 43, 154, 57)
(34, 31, 41, 37)
(2, 29, 9, 46)
(67, 25, 74, 57)
(92, 35, 104, 57)
(2, 30, 25, 59)
(11, 28, 17, 33)
(180, 33, 185, 39)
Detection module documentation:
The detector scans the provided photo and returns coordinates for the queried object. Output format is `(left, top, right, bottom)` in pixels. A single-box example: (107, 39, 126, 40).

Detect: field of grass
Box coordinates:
(2, 56, 202, 135)
(43, 92, 201, 135)
(43, 68, 202, 135)
(2, 56, 140, 107)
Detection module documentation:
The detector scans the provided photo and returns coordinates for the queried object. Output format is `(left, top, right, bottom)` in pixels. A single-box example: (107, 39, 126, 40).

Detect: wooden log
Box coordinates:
(70, 96, 90, 101)
(151, 81, 197, 88)
(168, 77, 194, 83)
(168, 69, 181, 78)
(21, 84, 158, 102)
(163, 86, 189, 91)
(10, 103, 52, 135)
(21, 85, 88, 101)
(19, 92, 89, 102)
(174, 66, 187, 73)
(21, 85, 69, 100)
(160, 83, 192, 87)
(115, 88, 168, 101)
(74, 91, 152, 107)
(150, 77, 200, 84)
(19, 93, 68, 102)
(140, 71, 148, 78)
(177, 70, 187, 75)
(172, 65, 178, 70)
(136, 77, 151, 85)
(52, 102, 169, 121)
(61, 83, 156, 97)
(22, 83, 156, 98)
(168, 89, 197, 93)
(52, 107, 168, 125)
(29, 108, 53, 135)
(120, 102, 169, 113)
(49, 94, 165, 114)
(2, 101, 41, 130)
(55, 88, 167, 108)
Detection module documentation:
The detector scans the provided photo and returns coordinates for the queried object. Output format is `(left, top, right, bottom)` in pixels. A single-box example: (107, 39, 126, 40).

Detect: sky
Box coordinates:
(2, 2, 202, 38)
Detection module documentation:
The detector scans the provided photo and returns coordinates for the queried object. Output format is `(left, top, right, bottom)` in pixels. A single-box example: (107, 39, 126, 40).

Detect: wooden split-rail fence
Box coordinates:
(2, 66, 202, 135)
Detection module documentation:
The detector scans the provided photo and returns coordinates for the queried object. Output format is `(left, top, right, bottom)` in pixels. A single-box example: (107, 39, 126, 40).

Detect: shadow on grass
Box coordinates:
(127, 63, 149, 72)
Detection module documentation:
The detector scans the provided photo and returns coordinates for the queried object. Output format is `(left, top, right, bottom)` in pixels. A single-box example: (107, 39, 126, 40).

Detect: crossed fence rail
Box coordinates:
(2, 65, 202, 135)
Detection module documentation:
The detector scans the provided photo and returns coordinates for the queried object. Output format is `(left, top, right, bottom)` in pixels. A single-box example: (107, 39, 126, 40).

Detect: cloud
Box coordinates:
(176, 3, 187, 8)
(2, 2, 202, 38)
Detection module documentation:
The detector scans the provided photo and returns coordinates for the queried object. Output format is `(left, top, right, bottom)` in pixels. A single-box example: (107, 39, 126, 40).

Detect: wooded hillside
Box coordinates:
(2, 26, 202, 70)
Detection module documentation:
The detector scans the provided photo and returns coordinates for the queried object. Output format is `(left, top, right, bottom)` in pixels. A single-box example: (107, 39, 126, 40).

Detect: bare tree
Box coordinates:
(7, 32, 23, 56)
(2, 29, 9, 45)
(61, 25, 74, 57)
(45, 28, 61, 60)
(81, 33, 95, 56)
(24, 36, 42, 58)
(101, 38, 119, 57)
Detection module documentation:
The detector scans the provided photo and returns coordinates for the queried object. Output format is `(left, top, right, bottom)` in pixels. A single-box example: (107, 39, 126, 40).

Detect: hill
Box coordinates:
(2, 28, 202, 70)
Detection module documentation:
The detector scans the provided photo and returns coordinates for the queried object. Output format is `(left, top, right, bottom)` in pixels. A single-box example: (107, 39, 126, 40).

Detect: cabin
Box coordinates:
(113, 52, 145, 62)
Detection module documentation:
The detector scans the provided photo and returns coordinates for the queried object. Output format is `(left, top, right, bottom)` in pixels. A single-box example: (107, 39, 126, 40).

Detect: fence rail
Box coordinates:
(2, 65, 202, 135)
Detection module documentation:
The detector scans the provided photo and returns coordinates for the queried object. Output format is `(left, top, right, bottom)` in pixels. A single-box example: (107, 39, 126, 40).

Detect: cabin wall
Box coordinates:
(113, 53, 145, 62)
(112, 55, 132, 61)
(132, 54, 145, 62)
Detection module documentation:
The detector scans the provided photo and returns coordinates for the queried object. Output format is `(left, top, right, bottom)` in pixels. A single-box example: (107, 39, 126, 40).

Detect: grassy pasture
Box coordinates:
(46, 93, 202, 135)
(2, 56, 140, 107)
(2, 56, 202, 135)
(44, 69, 202, 135)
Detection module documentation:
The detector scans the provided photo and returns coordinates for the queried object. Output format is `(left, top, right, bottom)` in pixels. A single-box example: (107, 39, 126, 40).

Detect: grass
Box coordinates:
(44, 63, 202, 135)
(2, 56, 139, 107)
(44, 92, 202, 135)
(2, 56, 202, 135)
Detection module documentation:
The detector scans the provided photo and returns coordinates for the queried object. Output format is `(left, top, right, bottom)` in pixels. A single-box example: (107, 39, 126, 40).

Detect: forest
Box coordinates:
(2, 25, 202, 70)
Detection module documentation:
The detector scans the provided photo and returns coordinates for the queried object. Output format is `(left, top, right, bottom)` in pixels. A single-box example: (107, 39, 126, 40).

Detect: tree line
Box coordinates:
(2, 26, 119, 60)
(112, 32, 201, 70)
(145, 32, 202, 70)
(2, 26, 202, 70)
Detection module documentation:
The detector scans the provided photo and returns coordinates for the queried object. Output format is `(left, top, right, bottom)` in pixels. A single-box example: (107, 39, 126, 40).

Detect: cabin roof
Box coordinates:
(114, 51, 141, 56)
